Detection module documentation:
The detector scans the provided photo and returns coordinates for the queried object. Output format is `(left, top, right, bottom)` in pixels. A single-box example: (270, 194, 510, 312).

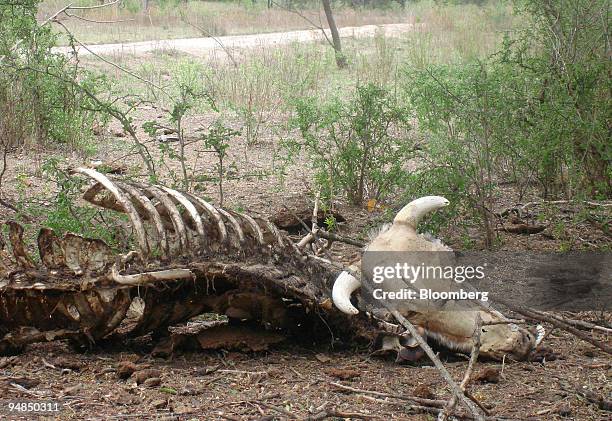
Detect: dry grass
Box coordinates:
(75, 1, 518, 112)
(40, 0, 413, 45)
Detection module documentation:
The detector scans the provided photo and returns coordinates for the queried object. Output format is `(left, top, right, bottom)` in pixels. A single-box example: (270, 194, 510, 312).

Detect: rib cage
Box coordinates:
(76, 168, 287, 260)
(0, 169, 374, 355)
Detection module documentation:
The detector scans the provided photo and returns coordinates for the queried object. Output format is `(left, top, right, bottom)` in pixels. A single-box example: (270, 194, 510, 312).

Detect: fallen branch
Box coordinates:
(357, 281, 486, 421)
(330, 382, 446, 408)
(304, 409, 379, 420)
(440, 314, 485, 420)
(544, 313, 612, 334)
(493, 298, 612, 355)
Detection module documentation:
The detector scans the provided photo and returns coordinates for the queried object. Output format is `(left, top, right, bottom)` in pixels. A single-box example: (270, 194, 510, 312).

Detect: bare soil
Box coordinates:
(52, 23, 423, 59)
(0, 328, 610, 420)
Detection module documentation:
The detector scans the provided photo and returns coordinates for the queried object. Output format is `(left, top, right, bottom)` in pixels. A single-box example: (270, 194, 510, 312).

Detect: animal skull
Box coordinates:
(332, 196, 544, 360)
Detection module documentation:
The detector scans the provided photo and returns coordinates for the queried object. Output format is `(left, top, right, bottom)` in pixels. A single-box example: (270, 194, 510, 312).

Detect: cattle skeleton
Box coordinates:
(332, 196, 545, 360)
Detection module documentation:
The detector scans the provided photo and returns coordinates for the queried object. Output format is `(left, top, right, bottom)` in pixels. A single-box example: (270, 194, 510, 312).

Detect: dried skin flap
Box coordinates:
(38, 228, 66, 269)
(62, 233, 113, 275)
(195, 325, 285, 352)
(6, 221, 34, 269)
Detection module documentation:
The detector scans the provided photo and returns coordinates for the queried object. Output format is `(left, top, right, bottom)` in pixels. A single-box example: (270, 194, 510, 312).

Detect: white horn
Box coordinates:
(393, 195, 450, 228)
(534, 324, 545, 347)
(332, 271, 361, 315)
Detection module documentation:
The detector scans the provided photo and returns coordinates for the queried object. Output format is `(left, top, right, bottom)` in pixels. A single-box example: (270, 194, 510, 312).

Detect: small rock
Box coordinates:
(112, 128, 126, 138)
(143, 377, 161, 387)
(134, 368, 162, 385)
(0, 356, 18, 369)
(326, 368, 360, 380)
(413, 384, 437, 400)
(157, 134, 180, 143)
(97, 367, 116, 376)
(54, 357, 83, 371)
(115, 394, 139, 406)
(179, 387, 201, 396)
(473, 367, 501, 384)
(194, 365, 220, 376)
(117, 361, 138, 380)
(555, 403, 572, 417)
(174, 403, 192, 414)
(151, 398, 167, 409)
(63, 384, 83, 396)
(315, 354, 332, 363)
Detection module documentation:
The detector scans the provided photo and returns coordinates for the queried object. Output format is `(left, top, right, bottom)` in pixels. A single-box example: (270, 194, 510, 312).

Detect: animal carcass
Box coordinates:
(332, 196, 544, 360)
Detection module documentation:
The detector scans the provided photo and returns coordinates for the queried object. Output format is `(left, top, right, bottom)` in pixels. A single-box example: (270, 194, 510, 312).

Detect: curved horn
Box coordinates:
(534, 324, 545, 347)
(393, 196, 450, 228)
(332, 271, 361, 315)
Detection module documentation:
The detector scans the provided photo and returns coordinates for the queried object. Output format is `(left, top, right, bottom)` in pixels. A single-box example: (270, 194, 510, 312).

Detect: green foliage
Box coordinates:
(289, 83, 415, 205)
(16, 158, 128, 249)
(502, 0, 611, 197)
(405, 62, 515, 246)
(402, 0, 611, 248)
(0, 0, 101, 151)
(200, 120, 241, 206)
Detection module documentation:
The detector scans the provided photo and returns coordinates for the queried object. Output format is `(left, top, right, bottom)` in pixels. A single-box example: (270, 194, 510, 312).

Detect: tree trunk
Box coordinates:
(321, 0, 348, 69)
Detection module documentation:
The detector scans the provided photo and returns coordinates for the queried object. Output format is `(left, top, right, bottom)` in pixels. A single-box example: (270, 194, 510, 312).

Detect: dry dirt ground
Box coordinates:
(0, 327, 610, 420)
(0, 106, 610, 420)
(52, 23, 423, 59)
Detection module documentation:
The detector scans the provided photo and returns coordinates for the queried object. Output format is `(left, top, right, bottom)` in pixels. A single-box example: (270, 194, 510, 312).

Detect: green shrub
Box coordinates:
(289, 83, 415, 206)
(402, 0, 611, 248)
(0, 0, 101, 151)
(14, 158, 129, 250)
(404, 62, 513, 247)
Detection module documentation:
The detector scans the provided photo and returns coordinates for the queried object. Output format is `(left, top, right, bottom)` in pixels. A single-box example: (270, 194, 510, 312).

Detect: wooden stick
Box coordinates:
(357, 282, 486, 421)
(493, 298, 612, 355)
(304, 409, 379, 420)
(440, 314, 484, 420)
(543, 313, 612, 334)
(330, 382, 446, 408)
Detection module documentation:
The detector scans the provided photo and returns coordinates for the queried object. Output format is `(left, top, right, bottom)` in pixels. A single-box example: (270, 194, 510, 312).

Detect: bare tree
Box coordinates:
(321, 0, 347, 68)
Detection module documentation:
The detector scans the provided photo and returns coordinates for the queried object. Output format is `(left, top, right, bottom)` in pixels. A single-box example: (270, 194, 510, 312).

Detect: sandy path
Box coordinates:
(53, 22, 422, 57)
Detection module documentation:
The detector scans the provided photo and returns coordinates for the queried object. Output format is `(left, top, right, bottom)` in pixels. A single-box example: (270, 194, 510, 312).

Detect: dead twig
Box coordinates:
(440, 314, 486, 420)
(493, 298, 612, 355)
(63, 11, 134, 24)
(41, 0, 121, 27)
(304, 409, 380, 420)
(330, 382, 446, 408)
(544, 313, 612, 334)
(359, 279, 486, 421)
(53, 20, 168, 95)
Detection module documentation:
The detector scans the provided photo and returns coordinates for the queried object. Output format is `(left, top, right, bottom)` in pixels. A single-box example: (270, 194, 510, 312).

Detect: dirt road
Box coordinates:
(53, 22, 422, 57)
